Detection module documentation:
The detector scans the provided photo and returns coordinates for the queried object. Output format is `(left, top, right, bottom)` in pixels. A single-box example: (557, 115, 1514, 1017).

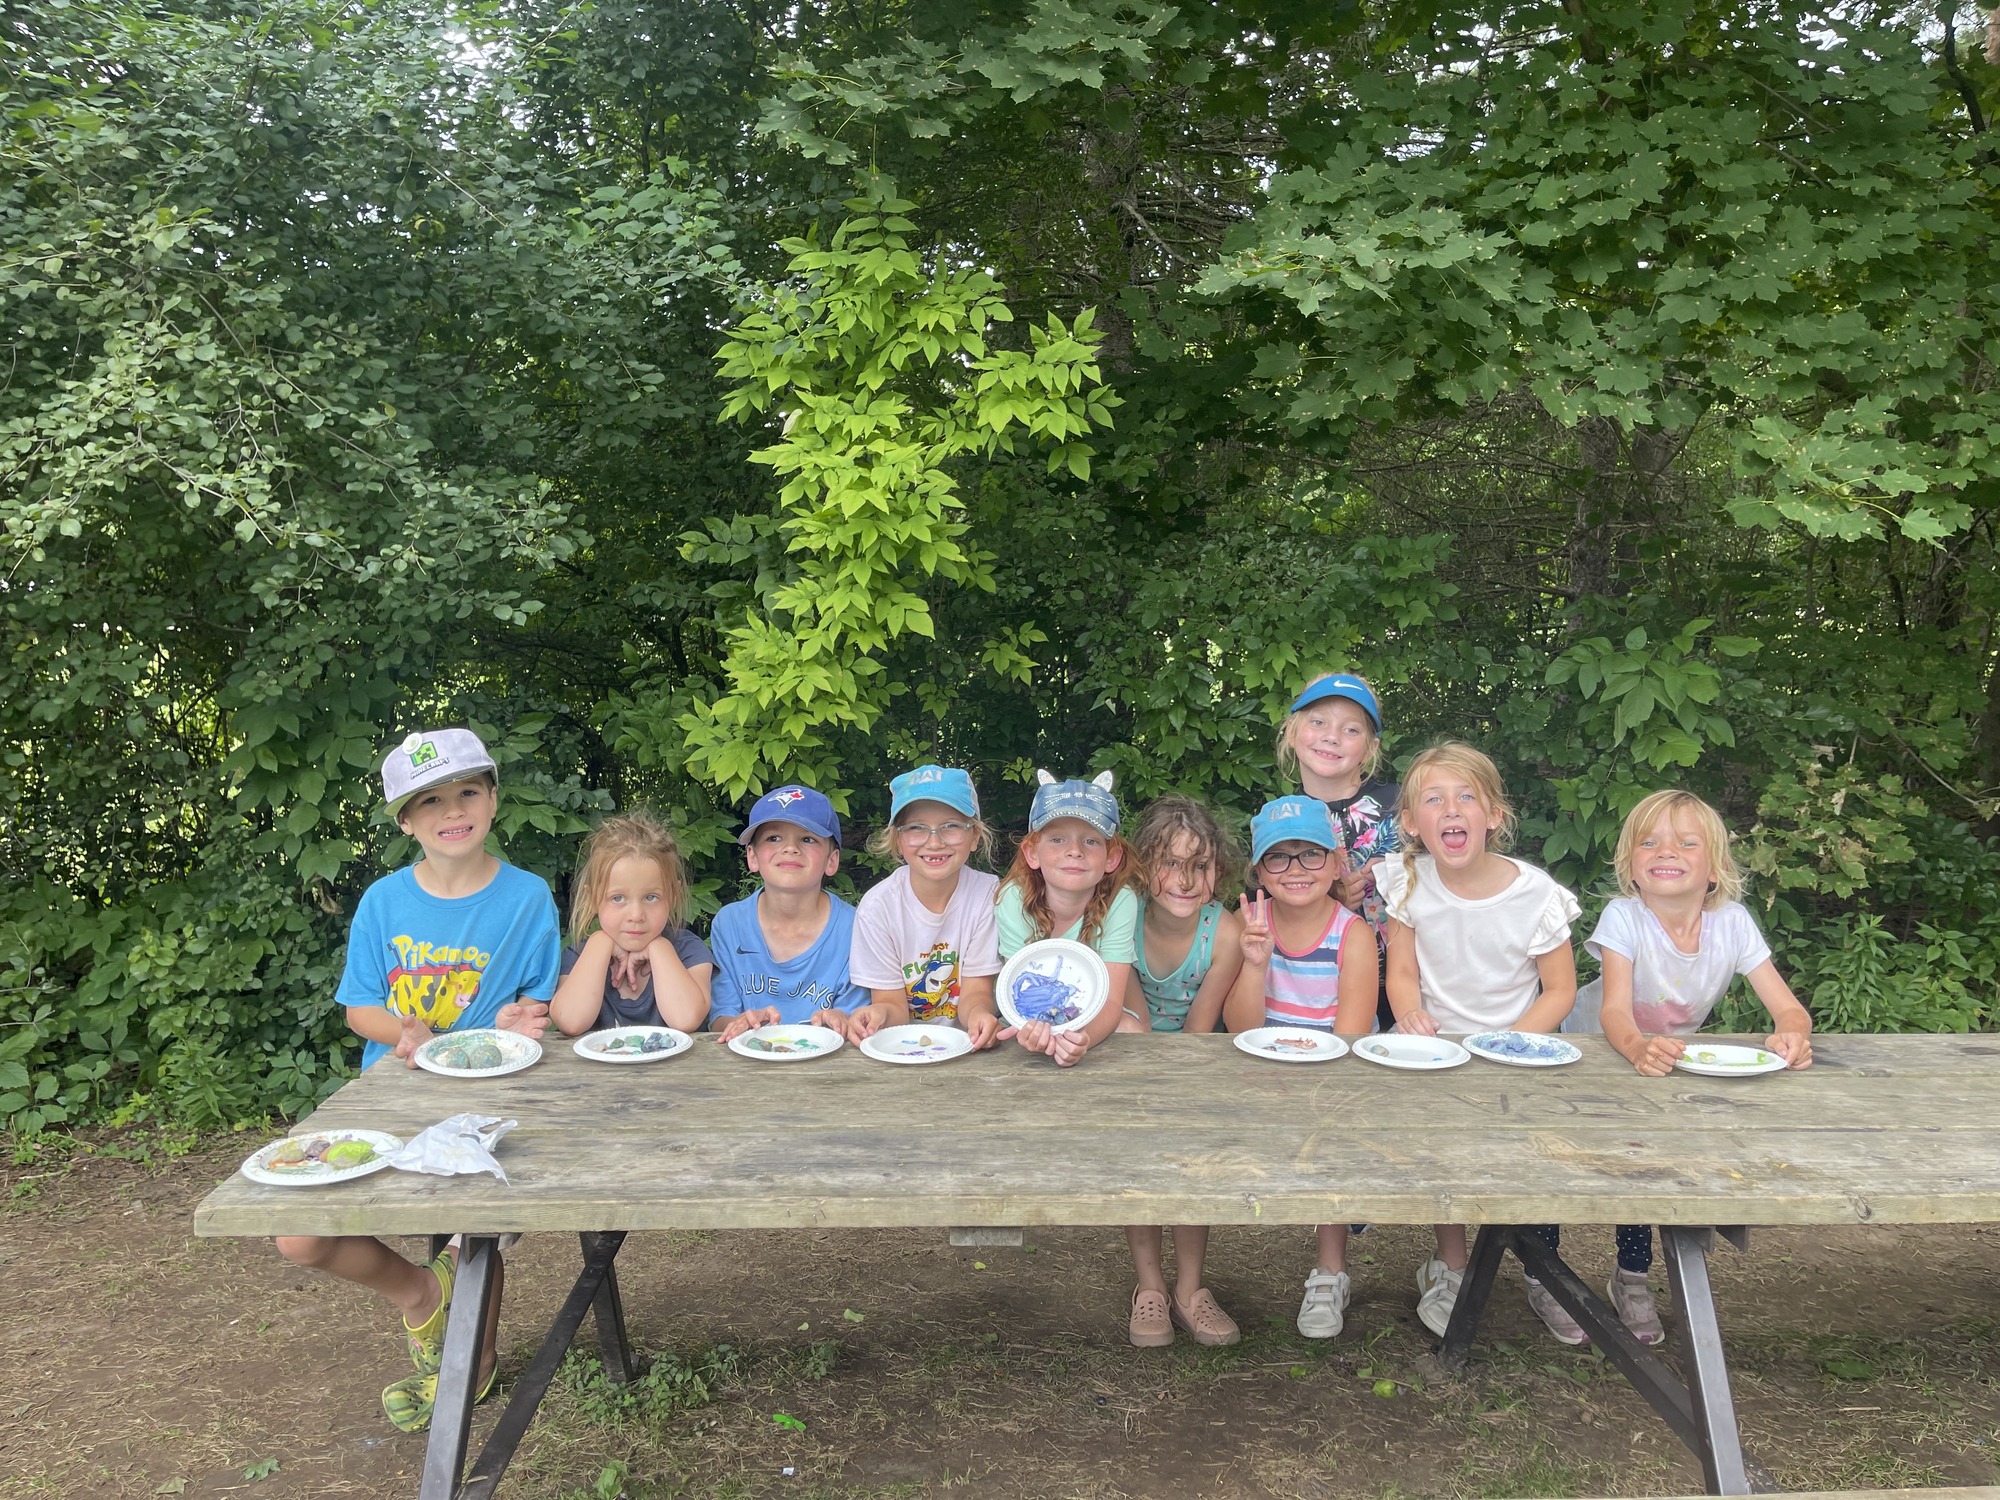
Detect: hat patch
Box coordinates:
(772, 787, 805, 807)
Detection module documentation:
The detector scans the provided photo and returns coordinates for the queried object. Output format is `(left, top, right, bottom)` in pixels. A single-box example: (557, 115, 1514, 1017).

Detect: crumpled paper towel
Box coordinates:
(384, 1113, 518, 1182)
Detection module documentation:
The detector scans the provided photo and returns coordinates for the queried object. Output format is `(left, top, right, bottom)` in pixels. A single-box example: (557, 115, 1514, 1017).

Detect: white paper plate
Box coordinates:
(727, 1023, 845, 1062)
(996, 938, 1109, 1033)
(1466, 1031, 1582, 1068)
(240, 1128, 403, 1188)
(1353, 1034, 1471, 1071)
(1234, 1027, 1350, 1063)
(412, 1028, 543, 1079)
(1675, 1043, 1787, 1077)
(574, 1026, 693, 1064)
(859, 1024, 975, 1066)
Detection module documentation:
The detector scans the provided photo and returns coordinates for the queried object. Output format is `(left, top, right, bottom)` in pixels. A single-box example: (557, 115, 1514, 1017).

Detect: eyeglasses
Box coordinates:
(897, 820, 972, 846)
(1259, 848, 1331, 873)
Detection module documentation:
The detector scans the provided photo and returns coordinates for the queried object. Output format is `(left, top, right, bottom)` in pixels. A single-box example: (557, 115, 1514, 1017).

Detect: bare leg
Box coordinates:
(1168, 1225, 1211, 1298)
(1316, 1222, 1349, 1274)
(276, 1235, 439, 1324)
(277, 1235, 501, 1381)
(1435, 1223, 1469, 1271)
(1125, 1226, 1168, 1294)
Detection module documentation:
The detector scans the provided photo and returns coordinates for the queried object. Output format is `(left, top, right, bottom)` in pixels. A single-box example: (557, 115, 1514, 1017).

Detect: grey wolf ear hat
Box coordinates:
(1028, 770, 1120, 838)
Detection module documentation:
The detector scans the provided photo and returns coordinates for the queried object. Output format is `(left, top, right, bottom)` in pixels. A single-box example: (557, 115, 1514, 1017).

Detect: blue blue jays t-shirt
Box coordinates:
(336, 862, 561, 1069)
(709, 891, 868, 1023)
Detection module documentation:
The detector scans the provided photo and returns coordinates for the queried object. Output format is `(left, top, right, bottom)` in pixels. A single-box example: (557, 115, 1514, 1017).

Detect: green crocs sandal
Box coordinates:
(402, 1251, 457, 1375)
(381, 1360, 499, 1435)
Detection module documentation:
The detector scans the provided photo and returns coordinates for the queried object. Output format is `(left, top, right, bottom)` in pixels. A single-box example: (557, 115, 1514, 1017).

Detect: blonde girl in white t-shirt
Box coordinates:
(846, 765, 1009, 1048)
(1373, 742, 1581, 1345)
(1563, 788, 1812, 1346)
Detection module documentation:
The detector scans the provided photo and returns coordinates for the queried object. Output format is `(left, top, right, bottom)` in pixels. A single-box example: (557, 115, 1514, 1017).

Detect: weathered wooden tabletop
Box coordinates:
(192, 1033, 2000, 1238)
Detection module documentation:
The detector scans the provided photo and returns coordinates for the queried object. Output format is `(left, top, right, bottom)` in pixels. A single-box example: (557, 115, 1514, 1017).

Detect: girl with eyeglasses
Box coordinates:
(1223, 794, 1378, 1341)
(1375, 741, 1581, 1345)
(845, 765, 1009, 1048)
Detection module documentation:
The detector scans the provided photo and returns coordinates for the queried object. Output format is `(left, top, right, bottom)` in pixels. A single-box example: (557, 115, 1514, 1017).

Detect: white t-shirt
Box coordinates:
(1376, 854, 1581, 1034)
(1569, 897, 1772, 1036)
(849, 866, 1002, 1026)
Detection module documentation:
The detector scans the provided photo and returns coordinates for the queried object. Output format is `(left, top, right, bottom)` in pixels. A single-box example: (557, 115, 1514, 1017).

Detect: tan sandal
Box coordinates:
(1171, 1286, 1241, 1347)
(1128, 1286, 1173, 1347)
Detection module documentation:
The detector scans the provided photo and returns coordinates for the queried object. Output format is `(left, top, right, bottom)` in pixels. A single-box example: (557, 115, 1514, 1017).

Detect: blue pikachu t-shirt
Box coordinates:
(336, 862, 561, 1069)
(709, 891, 868, 1023)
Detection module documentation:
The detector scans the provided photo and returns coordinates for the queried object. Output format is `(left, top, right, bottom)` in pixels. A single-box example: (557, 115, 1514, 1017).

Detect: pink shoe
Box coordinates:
(1129, 1287, 1173, 1347)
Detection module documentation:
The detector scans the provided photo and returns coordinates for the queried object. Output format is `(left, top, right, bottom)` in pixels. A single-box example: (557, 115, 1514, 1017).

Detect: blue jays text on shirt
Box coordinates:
(735, 970, 847, 1008)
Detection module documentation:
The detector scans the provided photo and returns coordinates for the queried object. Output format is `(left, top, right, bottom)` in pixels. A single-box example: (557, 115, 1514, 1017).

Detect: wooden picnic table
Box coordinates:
(194, 1032, 2000, 1499)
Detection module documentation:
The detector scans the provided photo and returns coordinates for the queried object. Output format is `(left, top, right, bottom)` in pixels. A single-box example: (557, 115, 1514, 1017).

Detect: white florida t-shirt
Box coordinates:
(1568, 897, 1772, 1036)
(1376, 854, 1581, 1034)
(849, 866, 1002, 1027)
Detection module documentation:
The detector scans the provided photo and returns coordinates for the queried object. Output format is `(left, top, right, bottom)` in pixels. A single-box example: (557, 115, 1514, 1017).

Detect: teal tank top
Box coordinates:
(1135, 901, 1222, 1032)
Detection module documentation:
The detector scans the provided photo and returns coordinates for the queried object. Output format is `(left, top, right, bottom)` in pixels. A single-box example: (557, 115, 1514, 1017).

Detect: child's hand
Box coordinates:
(1393, 1009, 1440, 1037)
(1633, 1034, 1685, 1076)
(495, 1000, 551, 1042)
(1767, 1029, 1813, 1069)
(1239, 892, 1274, 968)
(846, 1003, 891, 1041)
(963, 1011, 1013, 1050)
(607, 948, 652, 998)
(1337, 868, 1370, 911)
(1013, 1019, 1055, 1056)
(394, 1011, 435, 1067)
(715, 1007, 781, 1043)
(1048, 1028, 1092, 1068)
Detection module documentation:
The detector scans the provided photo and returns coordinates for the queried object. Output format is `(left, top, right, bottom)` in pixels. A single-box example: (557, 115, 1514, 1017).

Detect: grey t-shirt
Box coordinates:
(559, 929, 714, 1030)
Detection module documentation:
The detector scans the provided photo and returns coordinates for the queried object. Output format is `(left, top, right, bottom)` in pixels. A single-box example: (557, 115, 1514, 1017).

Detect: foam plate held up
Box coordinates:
(996, 939, 1109, 1034)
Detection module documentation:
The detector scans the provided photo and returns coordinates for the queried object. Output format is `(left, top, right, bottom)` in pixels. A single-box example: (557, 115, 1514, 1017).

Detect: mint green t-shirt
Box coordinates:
(994, 883, 1140, 963)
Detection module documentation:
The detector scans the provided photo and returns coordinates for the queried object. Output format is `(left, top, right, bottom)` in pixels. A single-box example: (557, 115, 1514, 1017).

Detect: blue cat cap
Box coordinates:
(1029, 770, 1120, 838)
(1251, 795, 1340, 865)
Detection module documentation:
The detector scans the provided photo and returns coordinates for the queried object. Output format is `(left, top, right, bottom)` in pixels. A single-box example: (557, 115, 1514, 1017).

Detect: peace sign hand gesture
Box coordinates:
(1240, 891, 1274, 970)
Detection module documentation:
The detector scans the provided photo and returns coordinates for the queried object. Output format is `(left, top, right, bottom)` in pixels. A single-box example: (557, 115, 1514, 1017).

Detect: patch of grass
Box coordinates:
(560, 1343, 747, 1428)
(1468, 1442, 1589, 1498)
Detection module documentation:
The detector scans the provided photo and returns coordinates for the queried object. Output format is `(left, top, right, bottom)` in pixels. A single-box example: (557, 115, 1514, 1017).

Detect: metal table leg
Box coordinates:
(456, 1231, 630, 1500)
(1439, 1225, 1767, 1495)
(1437, 1224, 1510, 1371)
(585, 1231, 635, 1385)
(419, 1234, 499, 1500)
(1663, 1226, 1754, 1495)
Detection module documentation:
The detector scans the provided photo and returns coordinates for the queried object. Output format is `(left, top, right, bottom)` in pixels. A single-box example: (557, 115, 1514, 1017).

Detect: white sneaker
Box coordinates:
(1416, 1257, 1464, 1336)
(1297, 1269, 1350, 1339)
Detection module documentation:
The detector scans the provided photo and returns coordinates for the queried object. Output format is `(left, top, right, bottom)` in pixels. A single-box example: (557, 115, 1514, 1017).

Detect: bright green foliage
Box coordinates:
(1198, 4, 2000, 545)
(688, 177, 1117, 796)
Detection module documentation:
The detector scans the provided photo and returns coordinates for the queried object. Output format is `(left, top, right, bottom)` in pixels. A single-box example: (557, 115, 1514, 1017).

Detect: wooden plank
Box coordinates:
(195, 1033, 2000, 1238)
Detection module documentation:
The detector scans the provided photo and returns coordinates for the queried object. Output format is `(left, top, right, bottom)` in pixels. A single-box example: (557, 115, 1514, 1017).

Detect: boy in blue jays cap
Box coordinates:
(709, 785, 870, 1040)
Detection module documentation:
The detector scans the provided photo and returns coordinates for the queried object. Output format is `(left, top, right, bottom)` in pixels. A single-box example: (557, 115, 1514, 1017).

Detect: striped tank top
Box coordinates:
(1263, 903, 1361, 1031)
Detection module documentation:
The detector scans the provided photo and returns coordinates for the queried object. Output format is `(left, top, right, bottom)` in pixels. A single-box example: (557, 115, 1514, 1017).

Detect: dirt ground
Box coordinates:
(3, 1135, 1998, 1500)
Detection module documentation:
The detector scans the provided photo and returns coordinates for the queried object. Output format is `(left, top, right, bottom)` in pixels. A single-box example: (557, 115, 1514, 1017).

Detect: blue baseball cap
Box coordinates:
(1290, 672, 1382, 730)
(1029, 770, 1120, 838)
(738, 785, 841, 847)
(1251, 795, 1340, 865)
(889, 764, 980, 821)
